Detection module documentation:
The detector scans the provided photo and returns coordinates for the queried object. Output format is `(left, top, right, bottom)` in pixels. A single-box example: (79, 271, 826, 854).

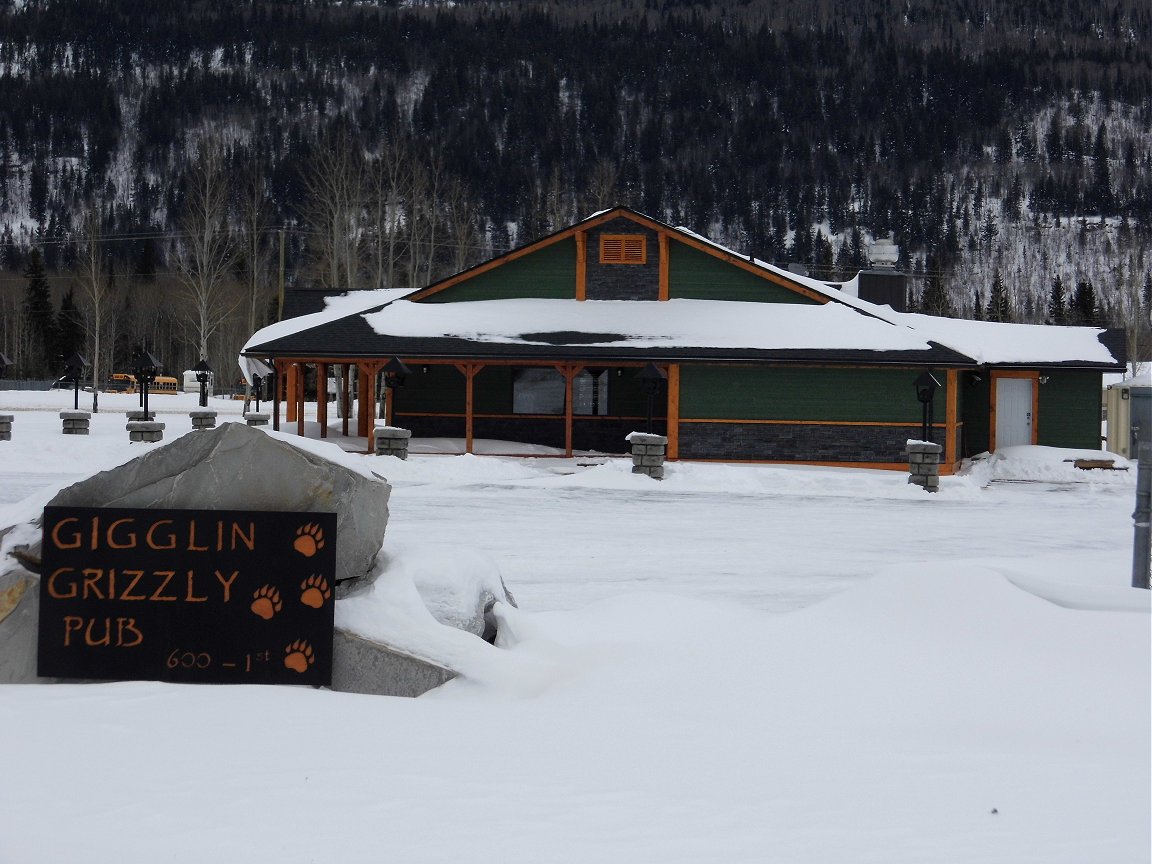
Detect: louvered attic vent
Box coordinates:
(600, 234, 647, 264)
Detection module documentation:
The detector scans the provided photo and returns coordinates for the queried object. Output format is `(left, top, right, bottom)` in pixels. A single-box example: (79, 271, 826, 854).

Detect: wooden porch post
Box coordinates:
(667, 363, 680, 459)
(272, 359, 282, 431)
(455, 363, 478, 454)
(357, 365, 371, 439)
(317, 362, 328, 438)
(341, 363, 350, 437)
(944, 368, 958, 471)
(560, 363, 578, 457)
(296, 362, 306, 437)
(285, 361, 298, 423)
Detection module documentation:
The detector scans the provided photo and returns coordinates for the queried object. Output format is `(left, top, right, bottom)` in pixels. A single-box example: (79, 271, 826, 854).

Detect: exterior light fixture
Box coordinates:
(914, 371, 941, 443)
(193, 359, 213, 408)
(133, 348, 162, 417)
(636, 363, 667, 434)
(63, 352, 89, 411)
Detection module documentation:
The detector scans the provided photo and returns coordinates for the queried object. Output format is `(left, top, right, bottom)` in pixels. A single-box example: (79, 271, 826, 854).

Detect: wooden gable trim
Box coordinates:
(405, 208, 638, 303)
(664, 230, 831, 305)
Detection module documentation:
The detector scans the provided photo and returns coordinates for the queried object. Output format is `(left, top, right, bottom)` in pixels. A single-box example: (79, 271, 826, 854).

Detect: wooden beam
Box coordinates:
(285, 361, 298, 423)
(575, 230, 587, 301)
(658, 232, 669, 301)
(317, 362, 328, 438)
(944, 368, 958, 468)
(341, 363, 350, 437)
(296, 362, 305, 438)
(563, 364, 577, 456)
(272, 359, 282, 431)
(667, 363, 680, 459)
(465, 363, 478, 454)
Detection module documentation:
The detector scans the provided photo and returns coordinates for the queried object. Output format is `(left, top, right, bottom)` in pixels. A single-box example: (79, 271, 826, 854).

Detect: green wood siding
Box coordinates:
(474, 366, 514, 413)
(399, 365, 466, 412)
(1038, 369, 1103, 449)
(668, 243, 821, 304)
(679, 365, 941, 423)
(423, 239, 577, 302)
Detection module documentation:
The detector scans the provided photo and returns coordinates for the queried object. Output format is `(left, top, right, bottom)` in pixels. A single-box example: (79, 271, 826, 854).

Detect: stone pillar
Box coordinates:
(627, 431, 668, 480)
(0, 414, 12, 441)
(60, 410, 91, 435)
(126, 420, 165, 443)
(189, 410, 218, 431)
(906, 440, 943, 492)
(125, 409, 155, 422)
(373, 425, 412, 459)
(244, 412, 270, 427)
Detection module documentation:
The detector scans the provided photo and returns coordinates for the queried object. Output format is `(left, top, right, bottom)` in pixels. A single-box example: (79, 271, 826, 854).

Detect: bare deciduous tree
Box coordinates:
(74, 202, 120, 412)
(174, 143, 241, 364)
(300, 133, 365, 291)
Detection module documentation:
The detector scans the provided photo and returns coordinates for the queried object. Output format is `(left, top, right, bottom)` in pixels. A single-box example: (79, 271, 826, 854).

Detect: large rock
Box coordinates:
(45, 422, 391, 585)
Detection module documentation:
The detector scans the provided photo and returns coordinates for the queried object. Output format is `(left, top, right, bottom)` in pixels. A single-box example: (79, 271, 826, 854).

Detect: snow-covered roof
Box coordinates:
(239, 288, 413, 381)
(361, 298, 933, 353)
(238, 211, 1122, 370)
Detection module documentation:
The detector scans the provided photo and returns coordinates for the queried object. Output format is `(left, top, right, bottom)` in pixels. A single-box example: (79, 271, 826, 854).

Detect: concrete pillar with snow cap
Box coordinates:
(906, 439, 942, 492)
(627, 431, 668, 480)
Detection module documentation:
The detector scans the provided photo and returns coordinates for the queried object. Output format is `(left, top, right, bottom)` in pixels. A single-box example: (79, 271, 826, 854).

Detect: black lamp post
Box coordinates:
(133, 348, 162, 418)
(64, 352, 89, 411)
(636, 363, 667, 434)
(251, 374, 263, 412)
(382, 356, 411, 422)
(193, 358, 213, 408)
(0, 352, 12, 385)
(914, 371, 941, 443)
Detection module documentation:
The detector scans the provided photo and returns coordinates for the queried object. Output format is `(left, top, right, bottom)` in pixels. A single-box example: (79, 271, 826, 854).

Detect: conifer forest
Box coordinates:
(0, 0, 1149, 382)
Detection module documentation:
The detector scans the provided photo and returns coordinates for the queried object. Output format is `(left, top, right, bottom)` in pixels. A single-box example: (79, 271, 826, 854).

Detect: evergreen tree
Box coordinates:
(920, 253, 952, 317)
(1087, 124, 1115, 215)
(972, 290, 984, 321)
(55, 289, 84, 360)
(985, 270, 1011, 322)
(1047, 275, 1067, 324)
(1070, 279, 1099, 326)
(23, 248, 57, 376)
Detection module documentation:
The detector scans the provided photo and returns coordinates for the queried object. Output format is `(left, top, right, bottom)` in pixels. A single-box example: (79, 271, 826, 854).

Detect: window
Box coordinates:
(512, 368, 610, 415)
(600, 234, 647, 264)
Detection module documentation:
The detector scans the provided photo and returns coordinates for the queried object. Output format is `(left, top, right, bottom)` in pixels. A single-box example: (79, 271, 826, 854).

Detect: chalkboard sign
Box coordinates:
(37, 506, 338, 686)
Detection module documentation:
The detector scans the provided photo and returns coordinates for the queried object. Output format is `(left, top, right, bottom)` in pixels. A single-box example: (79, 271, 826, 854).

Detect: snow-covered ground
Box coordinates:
(0, 389, 1148, 864)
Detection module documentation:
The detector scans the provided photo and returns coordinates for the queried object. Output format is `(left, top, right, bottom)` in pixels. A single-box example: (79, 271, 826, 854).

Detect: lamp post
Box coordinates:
(64, 352, 89, 411)
(914, 371, 941, 443)
(382, 357, 411, 425)
(193, 358, 213, 408)
(133, 349, 162, 419)
(252, 374, 263, 413)
(636, 363, 667, 434)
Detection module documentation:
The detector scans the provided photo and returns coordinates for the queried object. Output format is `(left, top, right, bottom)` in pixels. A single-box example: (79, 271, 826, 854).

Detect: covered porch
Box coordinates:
(269, 356, 674, 458)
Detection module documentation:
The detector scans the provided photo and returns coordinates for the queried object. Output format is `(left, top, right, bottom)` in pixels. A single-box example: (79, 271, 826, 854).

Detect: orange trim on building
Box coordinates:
(575, 230, 587, 301)
(658, 232, 670, 301)
(989, 369, 1040, 451)
(666, 364, 680, 459)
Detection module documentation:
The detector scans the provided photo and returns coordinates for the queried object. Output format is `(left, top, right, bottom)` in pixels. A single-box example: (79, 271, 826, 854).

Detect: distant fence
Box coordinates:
(0, 378, 55, 391)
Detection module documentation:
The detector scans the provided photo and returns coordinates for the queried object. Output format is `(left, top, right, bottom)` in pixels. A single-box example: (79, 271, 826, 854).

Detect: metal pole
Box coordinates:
(1133, 441, 1151, 590)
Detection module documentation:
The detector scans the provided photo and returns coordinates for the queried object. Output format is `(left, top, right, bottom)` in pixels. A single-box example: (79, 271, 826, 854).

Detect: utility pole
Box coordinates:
(277, 227, 286, 322)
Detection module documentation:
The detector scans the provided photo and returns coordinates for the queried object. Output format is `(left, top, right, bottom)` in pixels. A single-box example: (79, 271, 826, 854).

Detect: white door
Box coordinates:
(996, 377, 1033, 449)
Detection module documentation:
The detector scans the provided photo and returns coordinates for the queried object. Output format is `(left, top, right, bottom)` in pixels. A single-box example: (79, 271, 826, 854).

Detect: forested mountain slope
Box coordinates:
(0, 0, 1148, 379)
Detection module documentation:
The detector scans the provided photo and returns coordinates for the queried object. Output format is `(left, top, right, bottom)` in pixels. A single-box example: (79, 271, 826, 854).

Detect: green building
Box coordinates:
(243, 208, 1126, 473)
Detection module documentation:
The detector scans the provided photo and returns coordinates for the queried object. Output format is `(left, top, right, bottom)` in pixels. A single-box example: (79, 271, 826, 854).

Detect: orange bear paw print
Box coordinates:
(300, 574, 332, 609)
(250, 585, 282, 620)
(284, 640, 315, 673)
(293, 523, 325, 557)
